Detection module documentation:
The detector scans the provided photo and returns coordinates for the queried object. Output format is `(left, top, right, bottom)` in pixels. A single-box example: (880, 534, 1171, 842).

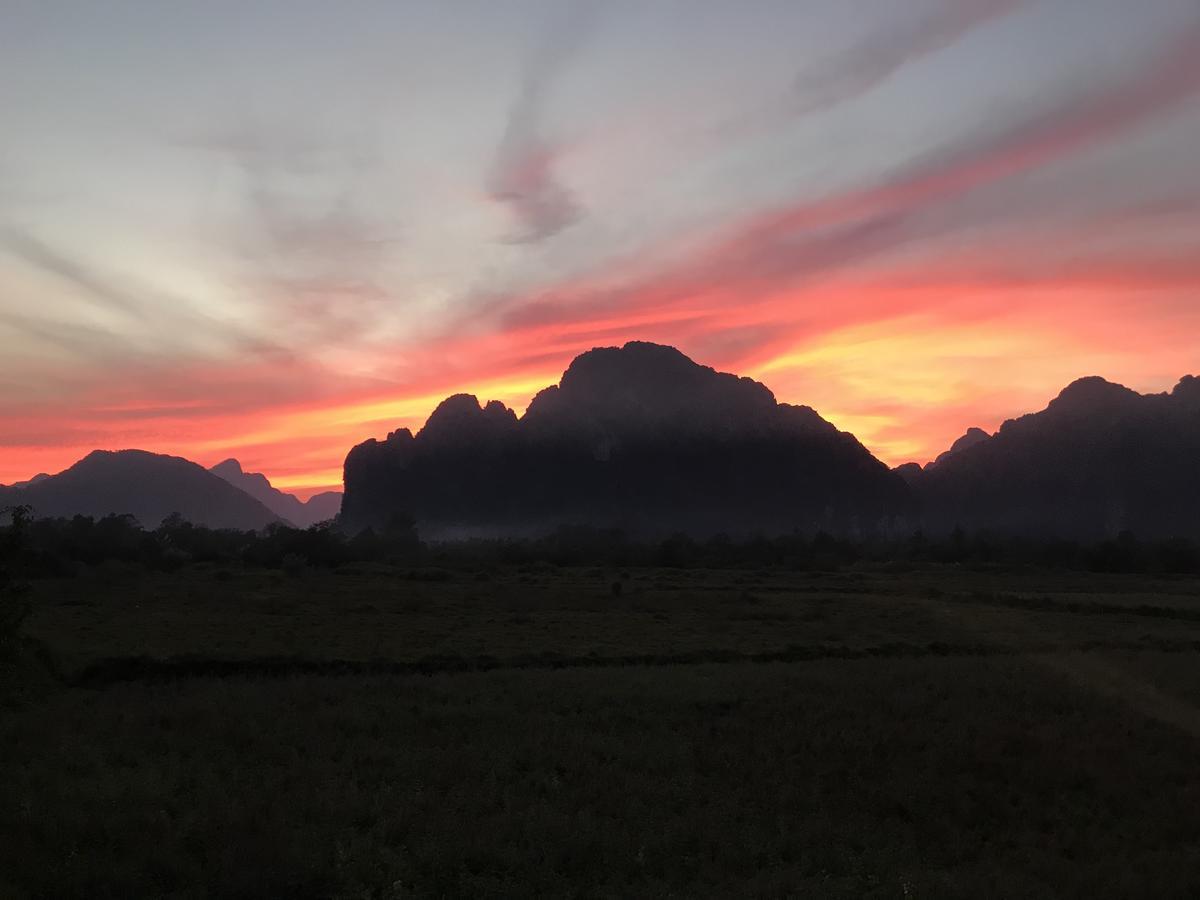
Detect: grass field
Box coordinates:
(6, 563, 1200, 897)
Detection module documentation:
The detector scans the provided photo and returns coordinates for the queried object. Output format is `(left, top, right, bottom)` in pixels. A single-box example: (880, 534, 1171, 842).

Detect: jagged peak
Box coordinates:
(1173, 375, 1200, 405)
(211, 458, 244, 477)
(1047, 376, 1139, 413)
(563, 341, 693, 377)
(386, 427, 415, 444)
(525, 341, 778, 429)
(954, 426, 991, 447)
(927, 426, 992, 469)
(557, 343, 698, 397)
(427, 392, 483, 419)
(419, 393, 517, 443)
(483, 399, 516, 417)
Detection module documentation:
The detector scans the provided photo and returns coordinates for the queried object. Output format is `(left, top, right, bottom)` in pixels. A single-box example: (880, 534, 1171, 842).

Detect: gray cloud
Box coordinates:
(193, 124, 401, 342)
(0, 228, 147, 318)
(698, 0, 1027, 154)
(470, 17, 1200, 335)
(0, 309, 139, 362)
(0, 226, 291, 361)
(486, 3, 597, 243)
(792, 0, 1026, 115)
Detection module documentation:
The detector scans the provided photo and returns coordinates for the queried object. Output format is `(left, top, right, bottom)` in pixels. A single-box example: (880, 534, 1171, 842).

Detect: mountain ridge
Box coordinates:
(6, 355, 1196, 541)
(917, 374, 1200, 538)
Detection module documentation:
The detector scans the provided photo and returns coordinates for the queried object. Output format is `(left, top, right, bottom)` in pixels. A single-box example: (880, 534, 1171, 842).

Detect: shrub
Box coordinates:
(0, 568, 31, 657)
(281, 553, 310, 577)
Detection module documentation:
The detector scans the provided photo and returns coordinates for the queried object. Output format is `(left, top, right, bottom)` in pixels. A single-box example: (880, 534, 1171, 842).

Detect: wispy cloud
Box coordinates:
(792, 0, 1025, 115)
(447, 17, 1200, 356)
(191, 123, 401, 343)
(0, 228, 147, 318)
(486, 3, 597, 243)
(0, 225, 291, 361)
(698, 0, 1026, 144)
(0, 310, 138, 363)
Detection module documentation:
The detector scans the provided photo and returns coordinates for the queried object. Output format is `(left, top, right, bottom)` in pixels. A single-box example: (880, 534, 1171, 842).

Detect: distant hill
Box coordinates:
(929, 427, 991, 469)
(894, 426, 991, 487)
(892, 462, 925, 487)
(916, 375, 1200, 538)
(6, 473, 50, 489)
(210, 459, 342, 528)
(0, 449, 281, 530)
(342, 341, 913, 537)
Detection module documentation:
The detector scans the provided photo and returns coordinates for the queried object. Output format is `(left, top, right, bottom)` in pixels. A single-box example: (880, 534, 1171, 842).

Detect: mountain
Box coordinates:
(6, 473, 50, 489)
(210, 459, 342, 527)
(342, 341, 913, 538)
(0, 449, 282, 530)
(894, 426, 992, 487)
(929, 427, 991, 468)
(892, 462, 925, 487)
(300, 491, 343, 524)
(916, 375, 1200, 538)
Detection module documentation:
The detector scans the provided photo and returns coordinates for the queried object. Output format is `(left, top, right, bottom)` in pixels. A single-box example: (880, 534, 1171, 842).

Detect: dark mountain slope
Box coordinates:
(917, 376, 1200, 538)
(929, 427, 992, 469)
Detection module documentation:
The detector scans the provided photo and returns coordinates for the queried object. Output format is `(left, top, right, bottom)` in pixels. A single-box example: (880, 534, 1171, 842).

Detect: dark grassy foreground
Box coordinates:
(6, 564, 1200, 897)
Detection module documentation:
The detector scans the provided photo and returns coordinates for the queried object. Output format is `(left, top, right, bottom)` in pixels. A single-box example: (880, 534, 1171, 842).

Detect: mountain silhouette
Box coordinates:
(7, 472, 50, 489)
(210, 459, 342, 528)
(0, 449, 281, 530)
(342, 341, 913, 537)
(916, 375, 1200, 538)
(892, 462, 925, 487)
(895, 425, 992, 486)
(929, 427, 991, 468)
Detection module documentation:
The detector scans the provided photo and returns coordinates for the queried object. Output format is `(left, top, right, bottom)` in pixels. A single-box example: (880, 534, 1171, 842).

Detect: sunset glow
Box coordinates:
(3, 1, 1198, 496)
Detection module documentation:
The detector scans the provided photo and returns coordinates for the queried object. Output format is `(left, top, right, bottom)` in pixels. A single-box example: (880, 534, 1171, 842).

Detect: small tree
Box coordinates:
(0, 505, 33, 655)
(1, 504, 33, 559)
(0, 571, 31, 656)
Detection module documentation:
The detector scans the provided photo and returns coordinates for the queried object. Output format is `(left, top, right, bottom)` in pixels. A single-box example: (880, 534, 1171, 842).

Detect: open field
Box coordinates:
(6, 564, 1200, 897)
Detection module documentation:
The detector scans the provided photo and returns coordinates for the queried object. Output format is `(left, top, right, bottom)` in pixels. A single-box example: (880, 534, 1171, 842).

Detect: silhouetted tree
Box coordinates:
(0, 504, 33, 655)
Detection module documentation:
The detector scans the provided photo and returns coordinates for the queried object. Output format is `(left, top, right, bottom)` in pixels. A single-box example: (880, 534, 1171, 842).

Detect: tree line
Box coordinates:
(2, 505, 1199, 576)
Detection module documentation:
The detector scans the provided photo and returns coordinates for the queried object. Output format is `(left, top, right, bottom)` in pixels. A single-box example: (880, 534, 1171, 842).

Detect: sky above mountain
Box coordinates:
(2, 0, 1198, 496)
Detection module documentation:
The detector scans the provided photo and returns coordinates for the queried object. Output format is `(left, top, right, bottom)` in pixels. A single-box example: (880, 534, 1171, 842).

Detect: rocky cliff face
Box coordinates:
(342, 342, 913, 538)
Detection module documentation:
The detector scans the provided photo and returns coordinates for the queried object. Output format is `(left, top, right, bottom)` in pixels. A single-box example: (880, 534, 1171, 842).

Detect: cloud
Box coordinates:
(0, 226, 292, 362)
(697, 0, 1025, 144)
(0, 310, 137, 364)
(486, 3, 596, 243)
(792, 0, 1025, 115)
(0, 228, 147, 318)
(188, 123, 402, 344)
(415, 15, 1200, 394)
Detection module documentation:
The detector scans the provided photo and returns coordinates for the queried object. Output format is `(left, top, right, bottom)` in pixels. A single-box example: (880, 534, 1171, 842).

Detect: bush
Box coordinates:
(0, 568, 31, 657)
(281, 553, 310, 577)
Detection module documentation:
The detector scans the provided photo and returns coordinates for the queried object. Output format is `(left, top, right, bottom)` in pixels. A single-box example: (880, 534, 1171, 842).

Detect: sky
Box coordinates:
(2, 0, 1198, 497)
